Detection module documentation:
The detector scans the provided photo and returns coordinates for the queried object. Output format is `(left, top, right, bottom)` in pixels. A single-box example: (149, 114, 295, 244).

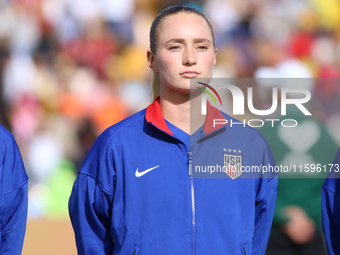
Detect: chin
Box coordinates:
(175, 86, 204, 97)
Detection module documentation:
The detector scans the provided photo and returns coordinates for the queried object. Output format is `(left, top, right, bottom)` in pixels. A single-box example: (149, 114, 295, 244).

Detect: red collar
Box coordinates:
(145, 96, 227, 136)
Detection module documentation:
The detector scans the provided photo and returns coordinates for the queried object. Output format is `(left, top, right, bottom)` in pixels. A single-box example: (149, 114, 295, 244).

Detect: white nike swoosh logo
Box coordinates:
(135, 165, 160, 177)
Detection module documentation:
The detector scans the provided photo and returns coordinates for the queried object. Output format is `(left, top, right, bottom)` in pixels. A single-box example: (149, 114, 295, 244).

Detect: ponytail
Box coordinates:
(151, 73, 160, 101)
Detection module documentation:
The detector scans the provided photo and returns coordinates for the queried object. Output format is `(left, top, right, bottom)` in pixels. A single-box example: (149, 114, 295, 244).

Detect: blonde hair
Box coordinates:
(151, 73, 160, 101)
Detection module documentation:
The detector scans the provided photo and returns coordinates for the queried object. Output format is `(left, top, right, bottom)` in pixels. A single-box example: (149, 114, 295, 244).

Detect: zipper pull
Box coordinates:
(188, 151, 192, 176)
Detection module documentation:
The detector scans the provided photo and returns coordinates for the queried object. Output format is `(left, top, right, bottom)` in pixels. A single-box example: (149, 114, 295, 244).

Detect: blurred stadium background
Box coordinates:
(0, 0, 340, 254)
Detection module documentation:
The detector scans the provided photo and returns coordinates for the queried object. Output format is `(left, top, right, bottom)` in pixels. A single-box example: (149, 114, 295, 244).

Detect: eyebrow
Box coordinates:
(164, 38, 211, 44)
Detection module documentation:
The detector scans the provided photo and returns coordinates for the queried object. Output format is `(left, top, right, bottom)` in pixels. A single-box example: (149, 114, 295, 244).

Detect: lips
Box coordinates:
(180, 71, 199, 78)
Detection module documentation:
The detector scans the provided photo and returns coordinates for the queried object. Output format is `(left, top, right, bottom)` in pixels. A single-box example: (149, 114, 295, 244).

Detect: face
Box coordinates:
(148, 12, 217, 96)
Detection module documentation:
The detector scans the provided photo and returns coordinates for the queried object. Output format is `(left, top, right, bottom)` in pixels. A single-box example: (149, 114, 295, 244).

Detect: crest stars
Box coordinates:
(225, 149, 242, 154)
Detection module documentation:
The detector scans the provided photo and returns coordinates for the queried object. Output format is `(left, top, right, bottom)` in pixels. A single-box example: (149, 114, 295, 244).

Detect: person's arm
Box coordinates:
(69, 131, 116, 255)
(322, 149, 340, 255)
(322, 181, 340, 255)
(252, 138, 278, 255)
(1, 183, 28, 254)
(69, 173, 114, 255)
(0, 128, 28, 254)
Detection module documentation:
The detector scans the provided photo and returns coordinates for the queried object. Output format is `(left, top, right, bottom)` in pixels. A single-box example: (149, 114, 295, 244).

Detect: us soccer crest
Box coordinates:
(224, 153, 243, 179)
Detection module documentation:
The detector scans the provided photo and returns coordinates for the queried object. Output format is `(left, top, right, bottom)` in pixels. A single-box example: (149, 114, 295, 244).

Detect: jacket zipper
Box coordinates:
(188, 151, 192, 176)
(242, 246, 246, 255)
(188, 151, 196, 255)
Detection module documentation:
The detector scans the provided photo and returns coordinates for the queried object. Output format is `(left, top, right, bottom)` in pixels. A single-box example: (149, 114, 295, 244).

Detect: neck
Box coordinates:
(159, 90, 205, 135)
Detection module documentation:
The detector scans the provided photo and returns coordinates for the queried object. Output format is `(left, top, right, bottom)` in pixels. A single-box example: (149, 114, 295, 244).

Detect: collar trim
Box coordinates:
(145, 97, 228, 136)
(145, 96, 174, 136)
(203, 101, 228, 134)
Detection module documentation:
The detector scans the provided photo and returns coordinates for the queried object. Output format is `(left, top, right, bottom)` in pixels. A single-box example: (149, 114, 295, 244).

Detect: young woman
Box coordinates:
(69, 6, 278, 255)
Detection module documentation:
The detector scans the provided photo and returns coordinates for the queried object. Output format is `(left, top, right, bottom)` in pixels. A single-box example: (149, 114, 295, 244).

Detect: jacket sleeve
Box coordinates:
(69, 131, 116, 255)
(252, 138, 278, 255)
(69, 174, 114, 255)
(322, 148, 340, 255)
(0, 127, 29, 255)
(1, 182, 28, 254)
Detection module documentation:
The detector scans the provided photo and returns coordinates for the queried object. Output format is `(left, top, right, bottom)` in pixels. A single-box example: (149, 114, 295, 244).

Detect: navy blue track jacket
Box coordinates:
(69, 97, 278, 255)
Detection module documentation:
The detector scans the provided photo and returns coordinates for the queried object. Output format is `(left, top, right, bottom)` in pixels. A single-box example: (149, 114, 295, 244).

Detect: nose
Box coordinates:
(182, 47, 197, 66)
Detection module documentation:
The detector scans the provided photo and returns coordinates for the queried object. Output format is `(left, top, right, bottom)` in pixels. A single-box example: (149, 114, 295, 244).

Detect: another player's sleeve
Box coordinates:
(252, 137, 278, 255)
(69, 132, 116, 255)
(1, 183, 28, 254)
(322, 148, 340, 255)
(0, 127, 28, 255)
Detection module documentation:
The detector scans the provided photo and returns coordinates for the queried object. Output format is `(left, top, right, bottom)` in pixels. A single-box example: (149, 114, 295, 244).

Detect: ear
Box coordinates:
(213, 48, 217, 67)
(147, 50, 159, 74)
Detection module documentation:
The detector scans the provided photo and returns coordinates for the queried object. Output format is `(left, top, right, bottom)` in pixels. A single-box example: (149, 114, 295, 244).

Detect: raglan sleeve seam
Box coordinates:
(3, 178, 28, 197)
(77, 172, 114, 197)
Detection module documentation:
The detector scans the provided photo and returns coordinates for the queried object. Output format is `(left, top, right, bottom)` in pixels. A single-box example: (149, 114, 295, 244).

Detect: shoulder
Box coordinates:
(0, 125, 19, 157)
(97, 108, 146, 144)
(0, 125, 14, 146)
(78, 108, 147, 180)
(220, 111, 269, 146)
(85, 107, 147, 154)
(0, 125, 28, 192)
(323, 148, 340, 194)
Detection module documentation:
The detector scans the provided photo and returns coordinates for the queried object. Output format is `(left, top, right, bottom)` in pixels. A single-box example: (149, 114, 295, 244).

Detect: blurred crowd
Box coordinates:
(0, 0, 340, 220)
